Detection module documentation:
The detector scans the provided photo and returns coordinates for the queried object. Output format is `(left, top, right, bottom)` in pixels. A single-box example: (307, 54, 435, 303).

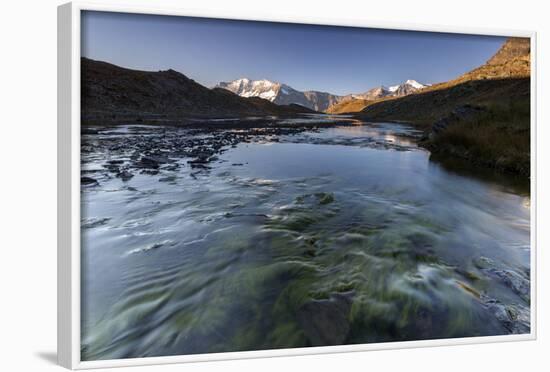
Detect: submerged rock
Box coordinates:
(127, 240, 173, 255)
(316, 192, 334, 205)
(159, 175, 177, 183)
(484, 297, 530, 334)
(297, 292, 353, 346)
(140, 169, 159, 175)
(117, 170, 134, 181)
(474, 256, 530, 302)
(81, 128, 99, 135)
(82, 217, 111, 229)
(135, 155, 168, 169)
(81, 176, 98, 186)
(162, 164, 180, 171)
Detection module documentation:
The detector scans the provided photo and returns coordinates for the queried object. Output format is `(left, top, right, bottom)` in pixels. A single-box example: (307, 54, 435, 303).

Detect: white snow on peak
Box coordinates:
(216, 78, 299, 102)
(385, 79, 428, 93)
(258, 89, 277, 100)
(218, 78, 282, 101)
(404, 79, 427, 89)
(388, 85, 399, 92)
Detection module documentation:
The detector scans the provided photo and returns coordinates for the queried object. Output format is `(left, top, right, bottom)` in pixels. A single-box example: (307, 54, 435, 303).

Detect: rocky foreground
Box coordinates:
(81, 119, 360, 186)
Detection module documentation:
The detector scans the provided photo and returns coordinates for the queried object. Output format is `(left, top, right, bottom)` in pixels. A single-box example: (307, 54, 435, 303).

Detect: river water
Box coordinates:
(80, 117, 530, 360)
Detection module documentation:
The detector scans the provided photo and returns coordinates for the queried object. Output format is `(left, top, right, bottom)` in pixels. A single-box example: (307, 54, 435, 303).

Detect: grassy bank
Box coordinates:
(357, 76, 531, 178)
(420, 101, 530, 176)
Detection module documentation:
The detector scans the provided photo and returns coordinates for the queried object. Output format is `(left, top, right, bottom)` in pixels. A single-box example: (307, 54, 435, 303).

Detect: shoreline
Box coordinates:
(82, 115, 529, 180)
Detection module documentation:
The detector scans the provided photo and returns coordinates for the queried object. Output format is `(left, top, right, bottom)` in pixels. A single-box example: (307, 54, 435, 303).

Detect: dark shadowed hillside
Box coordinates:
(359, 77, 529, 127)
(81, 58, 314, 124)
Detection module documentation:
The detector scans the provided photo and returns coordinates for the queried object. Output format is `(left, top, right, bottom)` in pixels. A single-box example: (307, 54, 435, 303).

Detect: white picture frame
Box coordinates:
(57, 1, 537, 369)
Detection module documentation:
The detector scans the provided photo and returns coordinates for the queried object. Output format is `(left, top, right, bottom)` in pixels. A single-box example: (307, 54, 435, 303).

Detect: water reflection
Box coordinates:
(429, 152, 530, 196)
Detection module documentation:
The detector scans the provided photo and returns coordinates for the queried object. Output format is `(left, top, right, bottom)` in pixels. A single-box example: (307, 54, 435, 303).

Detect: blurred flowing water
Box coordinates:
(80, 119, 530, 360)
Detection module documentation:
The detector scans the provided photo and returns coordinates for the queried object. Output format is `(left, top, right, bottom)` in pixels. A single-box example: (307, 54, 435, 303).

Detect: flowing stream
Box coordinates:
(80, 117, 530, 360)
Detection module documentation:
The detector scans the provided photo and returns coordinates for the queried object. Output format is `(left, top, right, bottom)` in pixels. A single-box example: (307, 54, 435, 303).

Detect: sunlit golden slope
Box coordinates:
(326, 98, 372, 114)
(358, 37, 531, 125)
(327, 38, 530, 116)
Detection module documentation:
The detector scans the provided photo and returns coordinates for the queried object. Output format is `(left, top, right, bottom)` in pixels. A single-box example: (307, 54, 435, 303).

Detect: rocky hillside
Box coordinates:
(454, 37, 530, 83)
(216, 78, 343, 111)
(487, 37, 531, 69)
(81, 58, 314, 124)
(301, 90, 343, 112)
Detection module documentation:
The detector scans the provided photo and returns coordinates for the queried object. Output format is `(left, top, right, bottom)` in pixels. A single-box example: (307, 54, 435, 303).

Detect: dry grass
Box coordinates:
(423, 100, 530, 175)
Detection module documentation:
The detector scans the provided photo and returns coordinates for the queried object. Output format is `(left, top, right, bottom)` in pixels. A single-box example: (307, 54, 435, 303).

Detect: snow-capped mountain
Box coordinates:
(388, 79, 430, 96)
(348, 86, 391, 100)
(350, 79, 430, 101)
(215, 78, 343, 112)
(216, 78, 429, 113)
(216, 78, 286, 101)
(389, 79, 427, 91)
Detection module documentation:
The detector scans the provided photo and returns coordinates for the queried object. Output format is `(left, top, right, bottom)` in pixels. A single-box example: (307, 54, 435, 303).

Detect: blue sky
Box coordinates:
(81, 11, 505, 95)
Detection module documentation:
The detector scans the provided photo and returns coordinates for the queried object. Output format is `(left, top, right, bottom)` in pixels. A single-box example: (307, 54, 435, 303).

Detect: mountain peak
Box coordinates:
(216, 78, 282, 101)
(486, 37, 530, 66)
(404, 79, 427, 89)
(355, 79, 428, 100)
(454, 37, 530, 82)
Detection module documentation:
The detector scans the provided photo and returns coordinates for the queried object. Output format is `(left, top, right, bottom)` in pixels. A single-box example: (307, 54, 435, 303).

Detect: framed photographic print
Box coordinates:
(57, 1, 536, 369)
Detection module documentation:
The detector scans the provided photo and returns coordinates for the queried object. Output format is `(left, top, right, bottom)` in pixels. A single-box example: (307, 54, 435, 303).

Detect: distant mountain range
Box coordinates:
(347, 79, 430, 100)
(216, 78, 429, 112)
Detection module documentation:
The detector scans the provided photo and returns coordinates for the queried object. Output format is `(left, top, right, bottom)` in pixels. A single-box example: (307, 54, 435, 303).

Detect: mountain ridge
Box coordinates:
(326, 79, 429, 114)
(217, 78, 429, 113)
